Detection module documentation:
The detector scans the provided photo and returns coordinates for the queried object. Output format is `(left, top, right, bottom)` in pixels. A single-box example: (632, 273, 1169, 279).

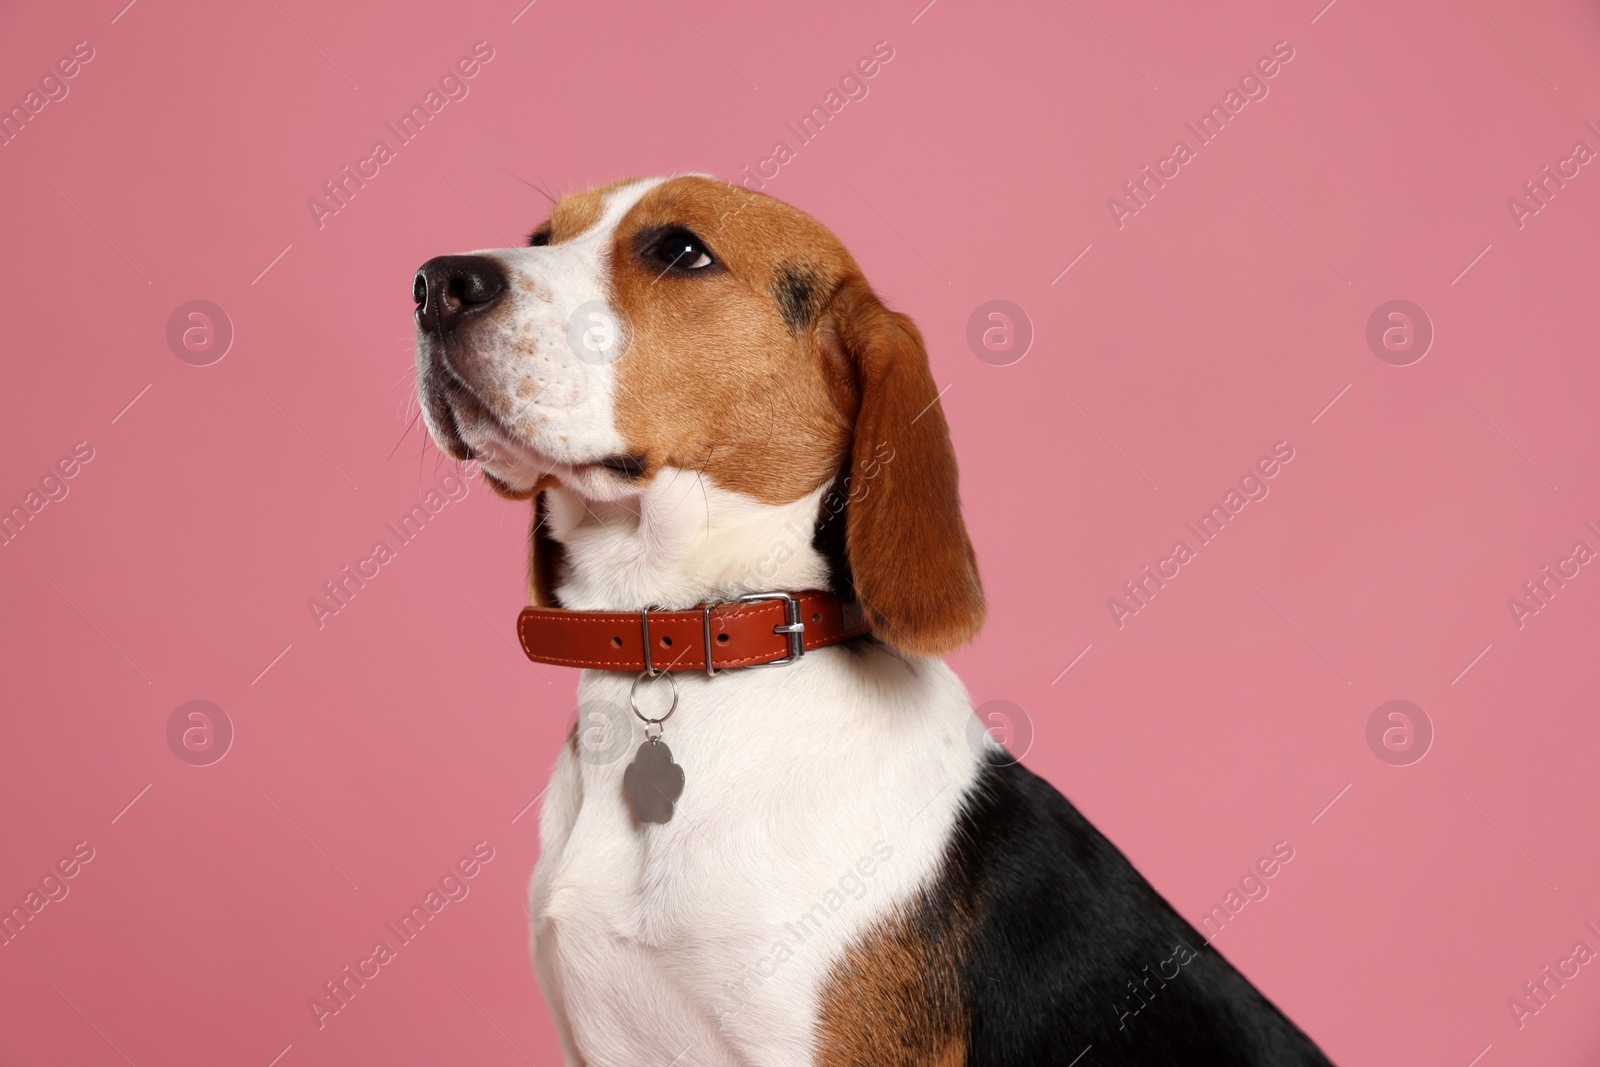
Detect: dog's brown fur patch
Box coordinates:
(815, 897, 972, 1066)
(545, 178, 635, 243)
(606, 177, 857, 504)
(523, 175, 985, 653)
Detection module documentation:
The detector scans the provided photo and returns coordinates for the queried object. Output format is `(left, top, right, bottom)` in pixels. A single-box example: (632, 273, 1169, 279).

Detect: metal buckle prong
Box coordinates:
(640, 606, 658, 677)
(701, 603, 721, 677)
(736, 592, 805, 670)
(697, 592, 809, 677)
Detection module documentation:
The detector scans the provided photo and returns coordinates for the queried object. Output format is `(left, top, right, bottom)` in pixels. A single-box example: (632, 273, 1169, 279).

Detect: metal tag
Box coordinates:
(623, 739, 685, 824)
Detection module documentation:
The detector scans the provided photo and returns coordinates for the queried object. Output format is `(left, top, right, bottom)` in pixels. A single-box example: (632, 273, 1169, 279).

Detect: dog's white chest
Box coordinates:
(527, 650, 980, 1067)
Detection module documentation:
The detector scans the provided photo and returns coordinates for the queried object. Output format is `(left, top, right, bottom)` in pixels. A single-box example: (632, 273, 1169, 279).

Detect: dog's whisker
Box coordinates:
(385, 408, 427, 464)
(576, 496, 609, 531)
(692, 445, 715, 538)
(498, 165, 558, 207)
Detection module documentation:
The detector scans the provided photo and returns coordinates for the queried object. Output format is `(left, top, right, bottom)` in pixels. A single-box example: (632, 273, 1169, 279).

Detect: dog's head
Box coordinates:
(413, 175, 982, 656)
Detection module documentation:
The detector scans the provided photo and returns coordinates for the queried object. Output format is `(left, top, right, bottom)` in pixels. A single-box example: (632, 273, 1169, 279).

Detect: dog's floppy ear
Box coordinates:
(821, 276, 984, 656)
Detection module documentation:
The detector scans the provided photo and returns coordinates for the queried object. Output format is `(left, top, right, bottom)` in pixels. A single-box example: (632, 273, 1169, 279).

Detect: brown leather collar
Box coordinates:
(517, 591, 871, 674)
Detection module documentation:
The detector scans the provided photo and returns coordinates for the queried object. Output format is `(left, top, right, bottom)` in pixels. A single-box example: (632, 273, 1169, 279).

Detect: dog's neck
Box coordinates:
(541, 469, 835, 613)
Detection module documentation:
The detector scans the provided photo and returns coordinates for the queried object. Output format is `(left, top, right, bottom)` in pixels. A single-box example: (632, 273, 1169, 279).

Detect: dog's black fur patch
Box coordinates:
(939, 752, 1334, 1065)
(775, 265, 821, 333)
(531, 490, 566, 609)
(597, 453, 649, 479)
(811, 464, 855, 601)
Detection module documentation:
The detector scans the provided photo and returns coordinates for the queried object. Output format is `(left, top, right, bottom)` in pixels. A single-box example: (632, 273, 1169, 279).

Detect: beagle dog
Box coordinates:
(412, 176, 1333, 1066)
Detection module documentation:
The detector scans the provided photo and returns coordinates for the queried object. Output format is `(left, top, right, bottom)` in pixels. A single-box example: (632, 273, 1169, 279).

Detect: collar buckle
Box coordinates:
(701, 591, 806, 677)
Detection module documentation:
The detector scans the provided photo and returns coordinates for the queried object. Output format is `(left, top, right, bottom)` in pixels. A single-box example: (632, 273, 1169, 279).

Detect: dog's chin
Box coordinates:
(443, 398, 556, 498)
(465, 439, 550, 500)
(423, 384, 646, 504)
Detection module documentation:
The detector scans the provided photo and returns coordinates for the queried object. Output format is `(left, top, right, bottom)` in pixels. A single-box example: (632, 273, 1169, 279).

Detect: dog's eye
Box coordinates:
(529, 226, 552, 247)
(642, 227, 716, 273)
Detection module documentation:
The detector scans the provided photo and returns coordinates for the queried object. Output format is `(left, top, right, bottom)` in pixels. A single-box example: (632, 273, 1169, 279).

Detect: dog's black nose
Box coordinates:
(414, 255, 506, 331)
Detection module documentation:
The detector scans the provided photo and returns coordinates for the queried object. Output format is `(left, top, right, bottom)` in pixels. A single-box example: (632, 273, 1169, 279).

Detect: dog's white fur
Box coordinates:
(532, 467, 982, 1066)
(421, 179, 988, 1066)
(426, 179, 666, 503)
(533, 567, 980, 1065)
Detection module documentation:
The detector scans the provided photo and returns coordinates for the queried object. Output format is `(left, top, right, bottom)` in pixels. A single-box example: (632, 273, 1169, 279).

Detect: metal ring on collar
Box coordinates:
(629, 669, 679, 726)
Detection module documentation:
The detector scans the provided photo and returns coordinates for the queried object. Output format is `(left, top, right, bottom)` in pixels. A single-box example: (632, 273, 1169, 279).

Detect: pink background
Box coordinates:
(3, 0, 1599, 1063)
